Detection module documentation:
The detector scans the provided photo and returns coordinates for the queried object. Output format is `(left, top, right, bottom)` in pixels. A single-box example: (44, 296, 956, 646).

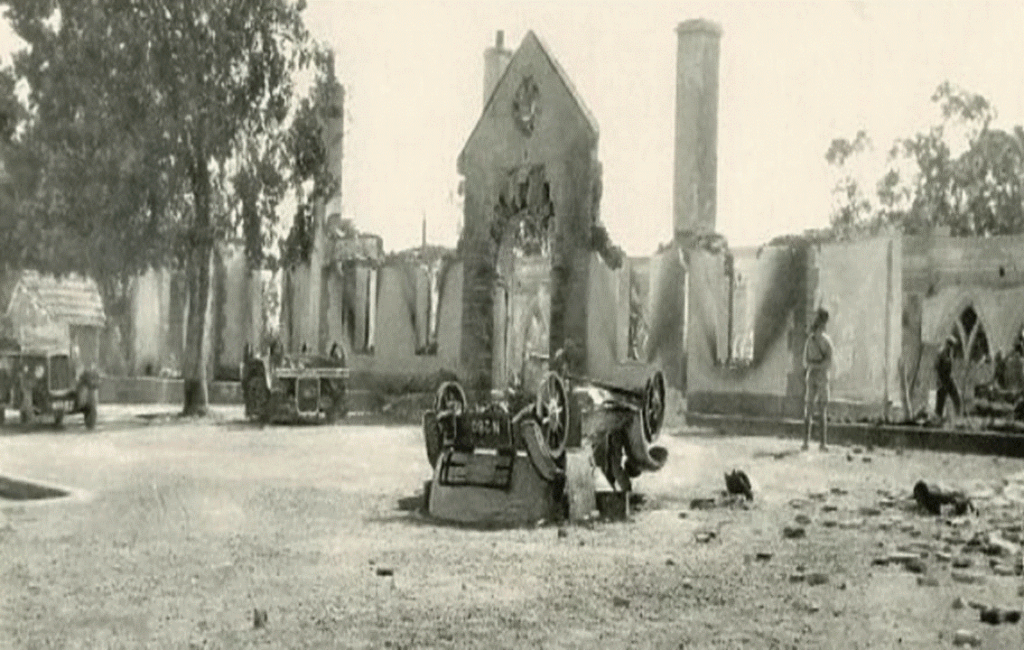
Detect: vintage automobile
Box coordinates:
(242, 343, 349, 424)
(0, 345, 100, 428)
(421, 366, 668, 523)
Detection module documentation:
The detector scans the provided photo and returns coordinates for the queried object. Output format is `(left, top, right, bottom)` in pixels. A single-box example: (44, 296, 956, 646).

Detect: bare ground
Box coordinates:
(1, 417, 1023, 649)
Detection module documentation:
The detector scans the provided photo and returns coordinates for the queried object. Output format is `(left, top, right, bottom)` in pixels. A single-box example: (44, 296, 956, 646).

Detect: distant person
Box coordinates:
(1007, 338, 1024, 394)
(934, 336, 961, 420)
(803, 308, 834, 451)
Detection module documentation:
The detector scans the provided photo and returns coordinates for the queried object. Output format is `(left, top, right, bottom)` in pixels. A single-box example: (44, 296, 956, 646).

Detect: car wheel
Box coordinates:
(54, 410, 64, 428)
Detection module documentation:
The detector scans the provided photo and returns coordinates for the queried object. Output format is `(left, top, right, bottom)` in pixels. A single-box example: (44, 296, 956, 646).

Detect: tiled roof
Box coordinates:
(5, 270, 106, 327)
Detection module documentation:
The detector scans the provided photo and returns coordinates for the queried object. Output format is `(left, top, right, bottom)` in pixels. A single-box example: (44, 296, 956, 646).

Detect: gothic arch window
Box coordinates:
(951, 305, 989, 363)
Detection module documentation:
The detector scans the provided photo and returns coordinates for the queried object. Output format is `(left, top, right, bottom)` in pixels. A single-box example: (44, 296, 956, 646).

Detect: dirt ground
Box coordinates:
(2, 414, 1023, 649)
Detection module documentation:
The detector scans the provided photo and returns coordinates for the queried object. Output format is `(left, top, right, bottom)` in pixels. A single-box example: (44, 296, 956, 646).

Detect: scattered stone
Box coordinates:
(935, 552, 952, 562)
(788, 573, 805, 583)
(252, 609, 268, 630)
(782, 526, 806, 539)
(980, 607, 1021, 625)
(805, 602, 820, 613)
(375, 567, 395, 577)
(724, 469, 754, 500)
(991, 563, 1016, 577)
(755, 552, 773, 562)
(858, 506, 882, 517)
(984, 532, 1019, 557)
(916, 575, 940, 587)
(951, 571, 986, 585)
(903, 558, 927, 574)
(579, 540, 585, 547)
(612, 596, 631, 608)
(681, 580, 693, 590)
(952, 557, 974, 569)
(862, 456, 872, 463)
(838, 519, 864, 530)
(695, 531, 716, 543)
(806, 572, 829, 586)
(877, 498, 896, 508)
(952, 629, 981, 647)
(887, 552, 920, 564)
(794, 514, 812, 525)
(666, 558, 676, 566)
(852, 447, 863, 454)
(788, 498, 810, 509)
(690, 498, 717, 510)
(1018, 584, 1024, 597)
(822, 504, 839, 512)
(914, 481, 973, 516)
(953, 597, 966, 610)
(557, 528, 568, 539)
(829, 487, 849, 496)
(822, 519, 838, 528)
(871, 557, 890, 566)
(678, 511, 688, 519)
(846, 454, 854, 462)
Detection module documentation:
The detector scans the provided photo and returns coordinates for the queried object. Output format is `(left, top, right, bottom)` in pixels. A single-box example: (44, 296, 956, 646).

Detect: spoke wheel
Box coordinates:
(535, 371, 568, 459)
(642, 370, 666, 443)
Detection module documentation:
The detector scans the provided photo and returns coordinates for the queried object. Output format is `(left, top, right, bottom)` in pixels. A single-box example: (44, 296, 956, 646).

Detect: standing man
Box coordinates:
(803, 308, 834, 451)
(934, 336, 961, 421)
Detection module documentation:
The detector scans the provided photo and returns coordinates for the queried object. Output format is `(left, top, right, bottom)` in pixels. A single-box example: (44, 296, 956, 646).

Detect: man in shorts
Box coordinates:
(803, 308, 834, 451)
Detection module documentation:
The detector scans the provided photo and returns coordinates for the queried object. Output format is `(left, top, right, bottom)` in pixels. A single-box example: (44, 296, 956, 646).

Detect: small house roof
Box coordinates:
(5, 270, 106, 327)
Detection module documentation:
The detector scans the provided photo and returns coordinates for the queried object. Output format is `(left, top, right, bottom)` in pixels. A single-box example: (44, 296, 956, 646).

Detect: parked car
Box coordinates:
(0, 345, 99, 428)
(242, 342, 349, 424)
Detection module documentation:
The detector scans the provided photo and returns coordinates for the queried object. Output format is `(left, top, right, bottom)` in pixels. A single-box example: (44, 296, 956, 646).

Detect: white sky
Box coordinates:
(3, 1, 1023, 254)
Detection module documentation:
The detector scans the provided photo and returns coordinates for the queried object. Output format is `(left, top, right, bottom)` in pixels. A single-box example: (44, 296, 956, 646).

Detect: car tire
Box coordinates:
(54, 410, 64, 428)
(84, 403, 97, 430)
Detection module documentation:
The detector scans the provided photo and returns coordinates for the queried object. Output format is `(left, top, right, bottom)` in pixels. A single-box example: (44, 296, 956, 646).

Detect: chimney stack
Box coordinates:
(483, 30, 512, 108)
(673, 19, 722, 241)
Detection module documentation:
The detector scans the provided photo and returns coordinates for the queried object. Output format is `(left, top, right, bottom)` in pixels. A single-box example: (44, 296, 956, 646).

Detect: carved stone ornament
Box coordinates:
(512, 76, 540, 136)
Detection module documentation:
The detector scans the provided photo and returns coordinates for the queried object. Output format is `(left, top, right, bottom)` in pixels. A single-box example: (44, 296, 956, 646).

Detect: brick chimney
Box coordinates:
(673, 19, 722, 240)
(483, 30, 512, 108)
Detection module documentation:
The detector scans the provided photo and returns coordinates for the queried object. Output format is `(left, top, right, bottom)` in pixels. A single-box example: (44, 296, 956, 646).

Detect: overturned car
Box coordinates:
(421, 366, 668, 525)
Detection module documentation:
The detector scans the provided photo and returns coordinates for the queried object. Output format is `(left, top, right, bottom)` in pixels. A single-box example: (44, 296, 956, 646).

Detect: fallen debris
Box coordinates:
(612, 596, 631, 608)
(253, 608, 268, 630)
(805, 572, 829, 586)
(724, 470, 754, 500)
(913, 481, 973, 516)
(952, 629, 981, 647)
(375, 567, 395, 577)
(782, 526, 806, 539)
(980, 606, 1021, 625)
(950, 570, 985, 585)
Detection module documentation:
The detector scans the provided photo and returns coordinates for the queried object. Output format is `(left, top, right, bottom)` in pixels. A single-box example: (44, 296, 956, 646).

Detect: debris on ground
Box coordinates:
(952, 629, 981, 647)
(724, 469, 754, 500)
(913, 480, 973, 515)
(979, 606, 1022, 625)
(252, 609, 268, 630)
(375, 566, 395, 577)
(782, 526, 806, 539)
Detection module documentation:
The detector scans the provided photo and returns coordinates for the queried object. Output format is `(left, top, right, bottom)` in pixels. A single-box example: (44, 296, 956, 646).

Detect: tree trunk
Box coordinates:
(182, 150, 214, 416)
(182, 239, 213, 415)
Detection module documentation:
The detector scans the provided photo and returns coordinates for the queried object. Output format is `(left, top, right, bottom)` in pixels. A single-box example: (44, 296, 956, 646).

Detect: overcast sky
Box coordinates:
(3, 1, 1023, 254)
(303, 0, 1024, 253)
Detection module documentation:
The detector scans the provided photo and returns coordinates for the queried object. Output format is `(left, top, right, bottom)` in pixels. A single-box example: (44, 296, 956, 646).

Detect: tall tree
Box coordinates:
(825, 82, 1024, 237)
(2, 0, 329, 414)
